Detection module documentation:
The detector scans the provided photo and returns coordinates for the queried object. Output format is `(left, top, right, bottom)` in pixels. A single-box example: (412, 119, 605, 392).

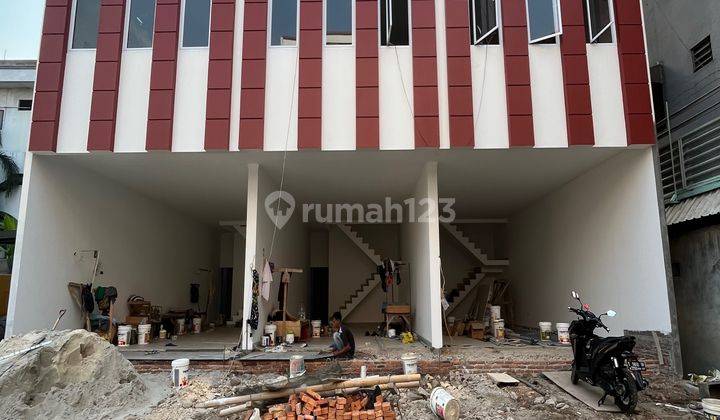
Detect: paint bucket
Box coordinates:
(446, 316, 455, 325)
(401, 353, 419, 375)
(703, 399, 720, 419)
(117, 325, 131, 347)
(493, 319, 505, 340)
(159, 329, 167, 339)
(192, 317, 202, 334)
(556, 323, 571, 345)
(176, 318, 186, 335)
(360, 365, 367, 378)
(387, 329, 396, 338)
(171, 358, 190, 387)
(264, 324, 277, 345)
(490, 305, 501, 322)
(429, 387, 460, 420)
(285, 333, 295, 344)
(289, 355, 305, 378)
(311, 320, 322, 338)
(138, 324, 152, 345)
(539, 322, 552, 341)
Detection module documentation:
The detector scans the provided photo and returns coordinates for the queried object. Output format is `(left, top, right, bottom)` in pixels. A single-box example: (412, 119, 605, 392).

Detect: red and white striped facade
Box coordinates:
(29, 0, 656, 153)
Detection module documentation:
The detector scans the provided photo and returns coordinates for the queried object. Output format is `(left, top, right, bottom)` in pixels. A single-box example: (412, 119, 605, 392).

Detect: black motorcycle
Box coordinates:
(568, 291, 648, 413)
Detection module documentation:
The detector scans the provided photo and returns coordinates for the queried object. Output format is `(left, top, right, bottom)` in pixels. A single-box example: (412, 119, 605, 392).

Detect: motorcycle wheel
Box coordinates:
(614, 368, 638, 413)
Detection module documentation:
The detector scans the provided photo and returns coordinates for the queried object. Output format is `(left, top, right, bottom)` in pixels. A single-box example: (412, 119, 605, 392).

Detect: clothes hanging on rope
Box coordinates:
(261, 260, 273, 300)
(378, 259, 401, 291)
(249, 268, 260, 330)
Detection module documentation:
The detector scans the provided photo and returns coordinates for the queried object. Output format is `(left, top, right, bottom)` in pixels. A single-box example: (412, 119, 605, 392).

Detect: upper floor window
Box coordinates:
(326, 0, 352, 45)
(18, 100, 33, 111)
(584, 0, 613, 43)
(0, 109, 4, 130)
(271, 0, 298, 46)
(72, 0, 101, 49)
(691, 36, 713, 72)
(526, 0, 562, 44)
(127, 0, 156, 49)
(380, 0, 409, 46)
(182, 0, 211, 47)
(470, 0, 499, 45)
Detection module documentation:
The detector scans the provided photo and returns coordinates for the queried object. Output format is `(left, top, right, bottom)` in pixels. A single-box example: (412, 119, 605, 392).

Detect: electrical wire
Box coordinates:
(392, 46, 433, 147)
(650, 0, 690, 50)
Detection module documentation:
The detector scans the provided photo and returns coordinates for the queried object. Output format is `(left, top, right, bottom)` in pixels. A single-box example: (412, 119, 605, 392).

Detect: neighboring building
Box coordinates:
(644, 0, 720, 375)
(7, 0, 677, 369)
(0, 60, 35, 219)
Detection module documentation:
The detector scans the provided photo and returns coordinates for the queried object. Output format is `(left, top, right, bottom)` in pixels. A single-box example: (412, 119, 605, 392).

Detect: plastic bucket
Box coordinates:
(387, 328, 396, 338)
(539, 322, 552, 341)
(285, 333, 295, 344)
(117, 325, 131, 347)
(171, 358, 190, 387)
(138, 324, 152, 345)
(493, 319, 505, 339)
(401, 353, 419, 375)
(289, 355, 305, 378)
(429, 387, 460, 420)
(176, 318, 186, 335)
(159, 329, 167, 339)
(311, 320, 322, 338)
(490, 305, 501, 321)
(264, 324, 277, 344)
(192, 317, 202, 334)
(556, 322, 571, 345)
(703, 398, 720, 418)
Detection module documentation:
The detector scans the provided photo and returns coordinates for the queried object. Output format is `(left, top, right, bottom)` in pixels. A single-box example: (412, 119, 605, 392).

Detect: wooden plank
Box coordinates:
(543, 371, 621, 412)
(487, 372, 519, 386)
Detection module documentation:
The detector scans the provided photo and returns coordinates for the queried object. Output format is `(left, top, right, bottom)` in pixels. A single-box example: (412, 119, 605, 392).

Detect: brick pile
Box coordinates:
(256, 389, 395, 420)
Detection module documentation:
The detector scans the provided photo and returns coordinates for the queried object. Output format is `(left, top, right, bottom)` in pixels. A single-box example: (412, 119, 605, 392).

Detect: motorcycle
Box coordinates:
(568, 290, 648, 413)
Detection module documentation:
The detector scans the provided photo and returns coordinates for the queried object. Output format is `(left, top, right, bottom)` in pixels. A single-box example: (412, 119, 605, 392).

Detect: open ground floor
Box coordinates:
(4, 147, 679, 374)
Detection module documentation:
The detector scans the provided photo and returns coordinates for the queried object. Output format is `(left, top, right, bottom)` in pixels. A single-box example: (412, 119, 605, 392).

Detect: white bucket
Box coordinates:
(264, 324, 277, 344)
(446, 316, 455, 325)
(171, 358, 190, 387)
(429, 387, 460, 420)
(285, 333, 295, 344)
(556, 323, 571, 345)
(192, 317, 202, 334)
(490, 305, 501, 321)
(493, 319, 505, 339)
(401, 353, 418, 375)
(117, 325, 131, 347)
(176, 318, 186, 335)
(311, 320, 322, 338)
(138, 324, 152, 345)
(539, 322, 552, 341)
(289, 355, 305, 378)
(702, 398, 720, 417)
(387, 328, 396, 338)
(159, 329, 167, 339)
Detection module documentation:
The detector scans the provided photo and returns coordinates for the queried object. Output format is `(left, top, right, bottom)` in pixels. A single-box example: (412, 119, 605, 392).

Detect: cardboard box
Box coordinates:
(275, 321, 302, 338)
(470, 322, 485, 340)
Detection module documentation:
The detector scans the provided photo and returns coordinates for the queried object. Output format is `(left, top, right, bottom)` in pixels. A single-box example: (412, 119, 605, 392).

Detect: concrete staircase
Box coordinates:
(441, 223, 509, 267)
(445, 272, 489, 313)
(335, 224, 383, 319)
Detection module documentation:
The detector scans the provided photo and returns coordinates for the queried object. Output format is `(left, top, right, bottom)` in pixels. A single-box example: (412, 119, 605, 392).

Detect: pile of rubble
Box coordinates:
(261, 389, 396, 419)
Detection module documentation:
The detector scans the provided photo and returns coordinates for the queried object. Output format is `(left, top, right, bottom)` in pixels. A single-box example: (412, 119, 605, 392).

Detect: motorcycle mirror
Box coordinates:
(571, 291, 579, 299)
(606, 310, 617, 318)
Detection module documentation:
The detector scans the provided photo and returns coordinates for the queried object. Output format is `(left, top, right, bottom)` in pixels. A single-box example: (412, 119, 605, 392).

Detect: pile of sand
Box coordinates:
(0, 329, 167, 419)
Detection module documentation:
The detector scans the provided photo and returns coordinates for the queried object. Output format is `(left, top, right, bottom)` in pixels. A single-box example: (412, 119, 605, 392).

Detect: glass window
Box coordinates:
(18, 100, 33, 111)
(526, 0, 562, 44)
(470, 0, 499, 45)
(183, 0, 211, 47)
(0, 109, 4, 130)
(72, 0, 101, 49)
(380, 0, 409, 46)
(326, 0, 352, 45)
(584, 0, 613, 43)
(127, 0, 157, 48)
(271, 0, 298, 46)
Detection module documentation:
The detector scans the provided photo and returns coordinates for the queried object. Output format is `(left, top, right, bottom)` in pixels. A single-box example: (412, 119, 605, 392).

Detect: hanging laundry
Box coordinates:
(249, 268, 260, 330)
(261, 260, 273, 301)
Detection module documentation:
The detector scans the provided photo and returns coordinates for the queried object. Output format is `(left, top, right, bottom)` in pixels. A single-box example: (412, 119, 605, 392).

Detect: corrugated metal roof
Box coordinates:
(666, 188, 720, 225)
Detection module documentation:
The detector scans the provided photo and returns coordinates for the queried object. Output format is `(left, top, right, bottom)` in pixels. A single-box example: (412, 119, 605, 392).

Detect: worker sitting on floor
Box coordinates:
(326, 312, 355, 358)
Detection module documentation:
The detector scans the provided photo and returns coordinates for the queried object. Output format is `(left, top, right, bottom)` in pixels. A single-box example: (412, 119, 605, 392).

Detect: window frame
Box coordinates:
(525, 0, 563, 44)
(691, 35, 713, 73)
(585, 0, 614, 44)
(0, 109, 4, 131)
(69, 0, 101, 51)
(18, 100, 33, 111)
(324, 0, 354, 46)
(124, 0, 157, 50)
(268, 0, 300, 48)
(471, 0, 500, 45)
(180, 0, 212, 49)
(380, 0, 411, 47)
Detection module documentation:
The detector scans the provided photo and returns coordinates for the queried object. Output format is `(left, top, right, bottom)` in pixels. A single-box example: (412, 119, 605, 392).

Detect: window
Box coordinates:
(692, 36, 713, 72)
(326, 0, 352, 45)
(0, 110, 4, 130)
(127, 0, 156, 48)
(584, 0, 613, 43)
(271, 0, 298, 46)
(470, 0, 499, 45)
(380, 0, 409, 46)
(18, 100, 33, 111)
(182, 0, 211, 47)
(526, 0, 562, 44)
(72, 0, 101, 49)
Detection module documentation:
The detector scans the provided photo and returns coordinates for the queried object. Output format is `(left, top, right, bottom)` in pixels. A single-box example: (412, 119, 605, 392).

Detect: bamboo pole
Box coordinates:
(217, 402, 251, 416)
(317, 381, 420, 397)
(199, 374, 421, 408)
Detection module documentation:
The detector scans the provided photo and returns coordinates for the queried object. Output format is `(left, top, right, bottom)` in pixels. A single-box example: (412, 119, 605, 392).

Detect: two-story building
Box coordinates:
(6, 0, 677, 363)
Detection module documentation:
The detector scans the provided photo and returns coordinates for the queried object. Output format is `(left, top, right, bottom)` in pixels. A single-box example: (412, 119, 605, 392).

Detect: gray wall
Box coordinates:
(669, 223, 720, 375)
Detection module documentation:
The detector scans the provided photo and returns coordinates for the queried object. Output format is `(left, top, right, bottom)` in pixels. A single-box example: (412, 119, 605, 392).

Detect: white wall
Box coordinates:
(6, 154, 217, 335)
(241, 164, 309, 347)
(587, 44, 628, 147)
(56, 50, 95, 153)
(173, 49, 209, 152)
(400, 162, 442, 347)
(379, 47, 414, 150)
(529, 45, 568, 148)
(471, 45, 509, 149)
(508, 148, 671, 333)
(115, 50, 153, 152)
(264, 48, 299, 151)
(0, 86, 33, 218)
(322, 46, 356, 150)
